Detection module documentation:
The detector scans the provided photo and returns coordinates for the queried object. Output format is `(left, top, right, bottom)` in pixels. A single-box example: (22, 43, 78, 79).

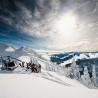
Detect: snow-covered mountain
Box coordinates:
(0, 44, 98, 89)
(0, 44, 41, 60)
(48, 52, 98, 65)
(2, 44, 98, 64)
(39, 51, 98, 88)
(0, 44, 15, 56)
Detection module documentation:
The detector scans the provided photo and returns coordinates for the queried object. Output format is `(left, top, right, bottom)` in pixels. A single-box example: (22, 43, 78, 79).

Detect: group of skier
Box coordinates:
(18, 60, 41, 73)
(26, 62, 41, 73)
(18, 59, 41, 73)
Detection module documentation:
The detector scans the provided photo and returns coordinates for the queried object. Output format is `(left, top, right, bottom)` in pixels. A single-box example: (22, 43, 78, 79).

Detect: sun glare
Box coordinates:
(53, 13, 77, 40)
(51, 13, 78, 49)
(55, 13, 76, 34)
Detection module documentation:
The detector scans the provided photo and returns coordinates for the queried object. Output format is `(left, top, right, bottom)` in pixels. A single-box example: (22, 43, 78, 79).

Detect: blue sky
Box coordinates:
(0, 0, 98, 51)
(0, 22, 47, 49)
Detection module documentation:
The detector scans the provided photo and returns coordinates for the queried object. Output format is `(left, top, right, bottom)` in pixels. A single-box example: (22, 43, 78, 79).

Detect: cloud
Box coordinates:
(0, 0, 61, 38)
(47, 38, 98, 51)
(0, 0, 98, 51)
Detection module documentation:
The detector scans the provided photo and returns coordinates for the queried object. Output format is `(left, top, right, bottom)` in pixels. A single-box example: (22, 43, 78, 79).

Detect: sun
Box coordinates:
(58, 14, 76, 32)
(50, 13, 78, 49)
(53, 13, 77, 40)
(55, 13, 77, 34)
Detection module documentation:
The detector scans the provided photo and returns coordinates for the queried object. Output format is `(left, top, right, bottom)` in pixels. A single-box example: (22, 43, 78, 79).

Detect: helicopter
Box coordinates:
(0, 56, 41, 72)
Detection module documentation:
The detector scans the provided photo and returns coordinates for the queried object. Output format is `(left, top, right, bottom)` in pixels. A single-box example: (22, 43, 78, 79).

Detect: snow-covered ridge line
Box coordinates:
(49, 52, 98, 65)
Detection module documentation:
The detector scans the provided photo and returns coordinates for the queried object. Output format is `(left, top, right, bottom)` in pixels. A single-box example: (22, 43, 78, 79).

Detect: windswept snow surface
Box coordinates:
(0, 72, 98, 98)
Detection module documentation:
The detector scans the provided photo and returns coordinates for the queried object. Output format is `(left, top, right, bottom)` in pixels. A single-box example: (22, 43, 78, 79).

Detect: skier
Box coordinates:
(22, 62, 24, 67)
(31, 63, 37, 72)
(38, 64, 41, 73)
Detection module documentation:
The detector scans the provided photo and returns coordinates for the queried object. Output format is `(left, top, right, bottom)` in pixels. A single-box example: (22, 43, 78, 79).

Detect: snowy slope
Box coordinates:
(0, 72, 98, 98)
(0, 44, 98, 98)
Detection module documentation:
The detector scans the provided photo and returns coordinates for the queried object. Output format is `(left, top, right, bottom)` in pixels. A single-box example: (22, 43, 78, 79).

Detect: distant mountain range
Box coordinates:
(1, 44, 98, 65)
(0, 44, 39, 58)
(50, 52, 98, 65)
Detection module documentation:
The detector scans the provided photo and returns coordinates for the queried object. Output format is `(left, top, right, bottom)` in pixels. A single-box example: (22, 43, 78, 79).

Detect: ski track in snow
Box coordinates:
(40, 71, 72, 87)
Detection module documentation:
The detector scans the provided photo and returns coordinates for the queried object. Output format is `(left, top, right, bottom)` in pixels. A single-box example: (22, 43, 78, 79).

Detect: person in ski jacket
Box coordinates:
(31, 63, 37, 72)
